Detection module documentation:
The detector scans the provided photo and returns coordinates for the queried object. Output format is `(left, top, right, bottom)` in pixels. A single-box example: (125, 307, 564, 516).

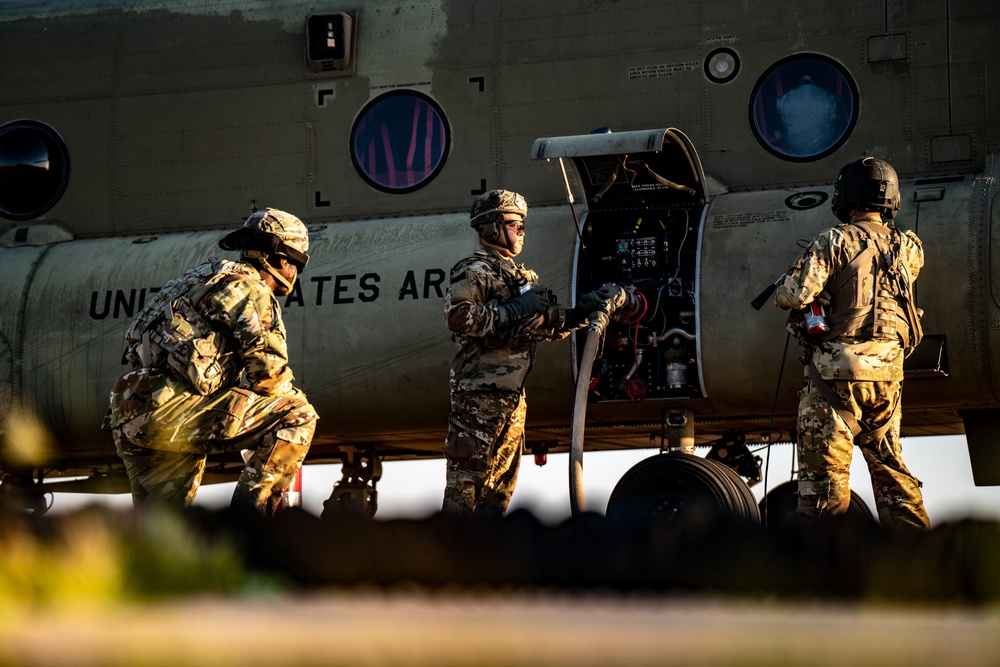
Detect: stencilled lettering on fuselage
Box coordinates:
(89, 268, 447, 319)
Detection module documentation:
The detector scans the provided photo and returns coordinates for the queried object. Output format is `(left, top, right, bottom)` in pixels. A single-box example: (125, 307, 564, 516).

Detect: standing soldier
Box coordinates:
(442, 189, 626, 516)
(774, 157, 929, 529)
(103, 208, 318, 517)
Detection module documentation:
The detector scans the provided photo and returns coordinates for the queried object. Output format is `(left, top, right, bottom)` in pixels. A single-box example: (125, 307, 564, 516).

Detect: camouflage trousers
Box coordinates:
(112, 386, 317, 517)
(442, 390, 526, 516)
(797, 377, 929, 529)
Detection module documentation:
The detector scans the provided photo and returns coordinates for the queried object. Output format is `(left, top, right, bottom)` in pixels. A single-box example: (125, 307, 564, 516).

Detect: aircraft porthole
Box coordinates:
(748, 54, 859, 162)
(350, 91, 451, 194)
(704, 48, 740, 84)
(0, 120, 71, 221)
(785, 191, 829, 210)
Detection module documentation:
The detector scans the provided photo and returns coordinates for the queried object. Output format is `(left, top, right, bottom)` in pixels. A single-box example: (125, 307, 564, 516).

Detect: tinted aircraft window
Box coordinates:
(0, 120, 70, 221)
(351, 91, 450, 193)
(749, 55, 858, 161)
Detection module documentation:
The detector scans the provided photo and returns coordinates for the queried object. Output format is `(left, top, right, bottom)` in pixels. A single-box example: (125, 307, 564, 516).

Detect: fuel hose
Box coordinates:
(569, 312, 609, 516)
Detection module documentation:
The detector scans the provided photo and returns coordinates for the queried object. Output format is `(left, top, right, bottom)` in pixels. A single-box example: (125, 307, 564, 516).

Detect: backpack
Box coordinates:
(124, 262, 241, 395)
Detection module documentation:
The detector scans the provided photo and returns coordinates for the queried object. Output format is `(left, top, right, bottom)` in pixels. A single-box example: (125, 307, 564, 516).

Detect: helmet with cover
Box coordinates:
(470, 189, 527, 248)
(831, 157, 901, 223)
(219, 208, 310, 270)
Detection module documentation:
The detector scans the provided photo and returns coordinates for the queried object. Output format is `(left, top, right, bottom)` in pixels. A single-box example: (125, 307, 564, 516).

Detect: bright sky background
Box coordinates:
(53, 434, 1000, 527)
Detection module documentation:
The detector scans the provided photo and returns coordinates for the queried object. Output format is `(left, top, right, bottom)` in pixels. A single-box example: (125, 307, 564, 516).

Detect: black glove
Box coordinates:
(565, 304, 593, 329)
(568, 283, 644, 328)
(581, 283, 627, 310)
(569, 283, 625, 324)
(499, 286, 551, 326)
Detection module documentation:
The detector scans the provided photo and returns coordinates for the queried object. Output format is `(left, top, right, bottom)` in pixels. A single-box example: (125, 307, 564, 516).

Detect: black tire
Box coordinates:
(606, 453, 761, 524)
(758, 480, 874, 527)
(711, 454, 763, 521)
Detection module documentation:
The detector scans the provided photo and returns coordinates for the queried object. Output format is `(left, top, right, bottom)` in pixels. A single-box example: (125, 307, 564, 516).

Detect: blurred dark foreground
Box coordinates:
(2, 504, 1000, 606)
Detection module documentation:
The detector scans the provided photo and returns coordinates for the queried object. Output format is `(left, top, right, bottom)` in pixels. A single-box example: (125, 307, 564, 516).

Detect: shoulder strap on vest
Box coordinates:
(824, 245, 877, 300)
(189, 271, 245, 309)
(814, 243, 878, 342)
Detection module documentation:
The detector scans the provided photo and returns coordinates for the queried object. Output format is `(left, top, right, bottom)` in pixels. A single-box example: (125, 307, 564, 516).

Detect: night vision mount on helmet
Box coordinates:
(219, 208, 310, 292)
(831, 157, 901, 223)
(220, 208, 310, 269)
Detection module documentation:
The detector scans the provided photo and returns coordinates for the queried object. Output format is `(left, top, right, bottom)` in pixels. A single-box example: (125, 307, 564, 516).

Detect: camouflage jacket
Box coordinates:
(105, 259, 297, 429)
(445, 246, 570, 393)
(774, 215, 923, 382)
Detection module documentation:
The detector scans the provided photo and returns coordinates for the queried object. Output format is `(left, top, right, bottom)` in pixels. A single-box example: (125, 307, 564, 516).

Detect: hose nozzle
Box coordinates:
(614, 285, 646, 323)
(587, 309, 611, 334)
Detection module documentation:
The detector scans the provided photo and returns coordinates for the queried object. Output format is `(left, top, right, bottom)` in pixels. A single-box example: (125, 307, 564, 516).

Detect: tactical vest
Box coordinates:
(452, 249, 540, 348)
(447, 248, 544, 393)
(123, 261, 242, 395)
(815, 220, 923, 354)
(451, 249, 537, 295)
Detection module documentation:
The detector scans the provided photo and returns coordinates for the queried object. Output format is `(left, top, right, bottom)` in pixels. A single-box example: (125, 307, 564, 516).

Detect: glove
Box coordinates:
(570, 283, 626, 323)
(566, 303, 593, 329)
(568, 283, 644, 328)
(499, 286, 551, 328)
(583, 283, 627, 310)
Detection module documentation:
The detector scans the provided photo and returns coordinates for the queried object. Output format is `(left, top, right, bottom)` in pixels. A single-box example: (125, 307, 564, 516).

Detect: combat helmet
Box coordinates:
(220, 208, 310, 269)
(831, 157, 901, 223)
(470, 189, 527, 249)
(219, 208, 310, 291)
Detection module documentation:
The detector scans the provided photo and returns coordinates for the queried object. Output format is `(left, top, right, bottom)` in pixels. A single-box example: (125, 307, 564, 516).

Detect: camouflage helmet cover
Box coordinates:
(219, 207, 310, 270)
(243, 208, 309, 254)
(470, 189, 528, 228)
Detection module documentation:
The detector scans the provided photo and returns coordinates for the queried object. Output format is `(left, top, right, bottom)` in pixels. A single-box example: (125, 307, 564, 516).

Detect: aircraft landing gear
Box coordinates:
(0, 468, 52, 515)
(706, 433, 763, 487)
(321, 445, 382, 518)
(606, 412, 761, 524)
(605, 452, 760, 523)
(758, 480, 874, 527)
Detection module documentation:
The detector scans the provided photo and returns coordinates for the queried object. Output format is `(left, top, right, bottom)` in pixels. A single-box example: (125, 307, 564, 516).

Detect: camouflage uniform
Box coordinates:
(104, 214, 317, 516)
(775, 212, 929, 529)
(442, 246, 569, 515)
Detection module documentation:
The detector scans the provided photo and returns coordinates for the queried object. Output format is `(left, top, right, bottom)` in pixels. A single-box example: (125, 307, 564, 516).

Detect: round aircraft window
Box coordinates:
(749, 54, 859, 162)
(0, 120, 71, 221)
(350, 91, 451, 194)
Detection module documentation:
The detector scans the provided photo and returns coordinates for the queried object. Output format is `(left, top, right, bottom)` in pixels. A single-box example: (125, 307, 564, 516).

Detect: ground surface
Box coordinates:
(3, 592, 1000, 666)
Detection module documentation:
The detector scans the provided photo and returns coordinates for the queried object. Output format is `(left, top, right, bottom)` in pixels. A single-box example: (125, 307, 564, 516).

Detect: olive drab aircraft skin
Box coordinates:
(1, 0, 999, 508)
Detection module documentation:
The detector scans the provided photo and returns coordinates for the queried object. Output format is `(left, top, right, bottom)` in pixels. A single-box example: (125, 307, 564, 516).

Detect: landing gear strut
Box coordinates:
(321, 445, 382, 518)
(0, 469, 52, 515)
(706, 433, 763, 487)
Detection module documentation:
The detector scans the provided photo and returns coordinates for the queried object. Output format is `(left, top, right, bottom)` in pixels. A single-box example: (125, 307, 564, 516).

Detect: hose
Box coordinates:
(569, 312, 608, 516)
